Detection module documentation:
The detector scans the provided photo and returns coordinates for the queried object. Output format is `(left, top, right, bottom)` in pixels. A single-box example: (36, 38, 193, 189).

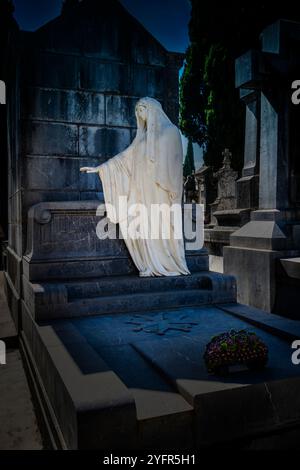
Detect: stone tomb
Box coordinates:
(22, 297, 300, 450)
(20, 200, 300, 449)
(22, 201, 235, 322)
(4, 3, 300, 449)
(224, 20, 300, 315)
(205, 149, 249, 256)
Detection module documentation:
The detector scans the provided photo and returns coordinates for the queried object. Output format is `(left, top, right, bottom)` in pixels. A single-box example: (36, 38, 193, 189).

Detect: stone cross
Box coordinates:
(211, 149, 238, 212)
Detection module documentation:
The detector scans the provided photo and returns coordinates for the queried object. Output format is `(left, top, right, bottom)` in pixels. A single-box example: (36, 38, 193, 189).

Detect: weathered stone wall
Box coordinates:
(19, 1, 183, 212)
(4, 0, 183, 325)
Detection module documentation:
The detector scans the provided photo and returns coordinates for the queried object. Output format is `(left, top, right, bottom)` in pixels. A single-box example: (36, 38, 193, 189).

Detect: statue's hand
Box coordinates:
(169, 191, 178, 202)
(80, 166, 100, 174)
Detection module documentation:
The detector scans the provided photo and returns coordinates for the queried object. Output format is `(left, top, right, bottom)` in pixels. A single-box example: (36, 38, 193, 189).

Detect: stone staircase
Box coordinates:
(24, 271, 236, 321)
(21, 201, 236, 323)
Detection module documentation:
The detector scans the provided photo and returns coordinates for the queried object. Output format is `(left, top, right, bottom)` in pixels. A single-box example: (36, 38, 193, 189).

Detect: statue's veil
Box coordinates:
(134, 97, 174, 164)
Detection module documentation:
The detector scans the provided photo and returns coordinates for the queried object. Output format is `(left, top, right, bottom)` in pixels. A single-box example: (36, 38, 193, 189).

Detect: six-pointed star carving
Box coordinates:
(125, 313, 198, 336)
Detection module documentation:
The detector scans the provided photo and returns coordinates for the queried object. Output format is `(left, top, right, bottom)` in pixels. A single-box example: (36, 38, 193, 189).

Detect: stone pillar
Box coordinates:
(259, 82, 290, 210)
(236, 89, 260, 210)
(224, 20, 300, 314)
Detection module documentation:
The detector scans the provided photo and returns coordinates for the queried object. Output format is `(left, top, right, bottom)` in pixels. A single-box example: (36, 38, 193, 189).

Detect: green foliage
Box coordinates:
(179, 43, 207, 146)
(179, 1, 300, 172)
(202, 44, 244, 170)
(180, 39, 244, 171)
(183, 139, 195, 178)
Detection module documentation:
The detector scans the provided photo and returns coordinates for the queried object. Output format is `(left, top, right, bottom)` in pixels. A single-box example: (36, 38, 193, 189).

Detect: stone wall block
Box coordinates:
(106, 95, 137, 127)
(80, 59, 129, 94)
(79, 126, 106, 157)
(79, 158, 103, 192)
(23, 89, 105, 125)
(23, 52, 79, 90)
(25, 157, 79, 191)
(24, 122, 78, 156)
(147, 67, 165, 99)
(105, 127, 132, 157)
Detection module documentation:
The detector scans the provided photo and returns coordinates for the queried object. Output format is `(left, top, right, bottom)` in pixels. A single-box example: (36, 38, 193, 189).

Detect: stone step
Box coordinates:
(24, 271, 236, 321)
(65, 272, 218, 301)
(24, 250, 209, 282)
(38, 287, 236, 321)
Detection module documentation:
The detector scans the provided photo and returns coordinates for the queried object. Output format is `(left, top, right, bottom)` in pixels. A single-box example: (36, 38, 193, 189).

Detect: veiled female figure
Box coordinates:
(80, 97, 190, 277)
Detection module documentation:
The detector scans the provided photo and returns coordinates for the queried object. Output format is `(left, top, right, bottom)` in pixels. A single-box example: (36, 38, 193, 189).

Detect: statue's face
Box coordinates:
(137, 104, 147, 122)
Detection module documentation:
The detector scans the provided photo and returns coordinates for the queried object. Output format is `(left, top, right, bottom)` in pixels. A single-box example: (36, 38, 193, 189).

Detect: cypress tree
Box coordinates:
(180, 1, 300, 171)
(183, 139, 195, 178)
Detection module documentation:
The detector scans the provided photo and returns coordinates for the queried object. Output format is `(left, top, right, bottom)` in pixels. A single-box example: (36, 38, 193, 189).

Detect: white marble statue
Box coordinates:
(80, 97, 190, 277)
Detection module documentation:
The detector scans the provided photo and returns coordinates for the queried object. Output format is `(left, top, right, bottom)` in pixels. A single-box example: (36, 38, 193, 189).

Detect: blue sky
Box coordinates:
(13, 0, 203, 167)
(13, 0, 191, 52)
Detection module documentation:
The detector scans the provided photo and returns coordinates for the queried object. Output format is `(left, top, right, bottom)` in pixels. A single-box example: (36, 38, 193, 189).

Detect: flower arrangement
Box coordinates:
(204, 329, 268, 375)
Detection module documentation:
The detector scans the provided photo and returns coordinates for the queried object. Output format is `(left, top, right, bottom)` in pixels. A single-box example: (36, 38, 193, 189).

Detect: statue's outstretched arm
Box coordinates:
(80, 140, 135, 175)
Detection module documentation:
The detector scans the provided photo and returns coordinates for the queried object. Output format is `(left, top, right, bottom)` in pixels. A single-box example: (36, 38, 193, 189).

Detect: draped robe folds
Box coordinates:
(98, 121, 190, 277)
